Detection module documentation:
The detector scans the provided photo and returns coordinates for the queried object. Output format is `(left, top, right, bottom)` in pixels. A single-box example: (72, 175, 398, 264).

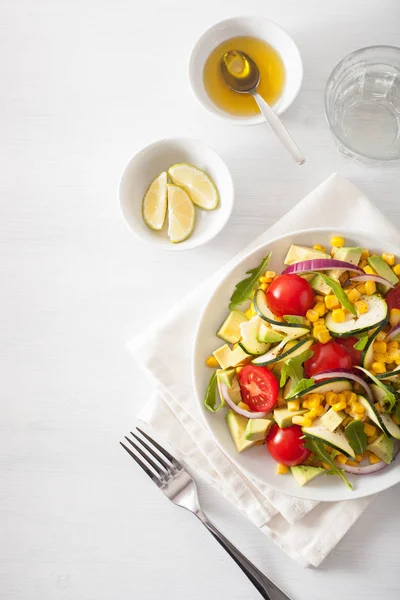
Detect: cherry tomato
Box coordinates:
(386, 287, 400, 311)
(266, 424, 311, 466)
(238, 365, 279, 412)
(336, 336, 362, 367)
(266, 274, 314, 317)
(304, 340, 353, 378)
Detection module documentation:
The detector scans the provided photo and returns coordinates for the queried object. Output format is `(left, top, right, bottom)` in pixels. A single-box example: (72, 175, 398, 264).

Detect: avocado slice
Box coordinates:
(318, 407, 346, 432)
(329, 247, 363, 280)
(226, 410, 256, 453)
(368, 255, 399, 291)
(367, 433, 394, 464)
(291, 465, 325, 486)
(310, 273, 332, 296)
(284, 244, 331, 265)
(217, 310, 248, 344)
(217, 368, 236, 388)
(217, 375, 242, 405)
(245, 417, 272, 441)
(213, 344, 249, 370)
(273, 407, 307, 428)
(257, 322, 285, 344)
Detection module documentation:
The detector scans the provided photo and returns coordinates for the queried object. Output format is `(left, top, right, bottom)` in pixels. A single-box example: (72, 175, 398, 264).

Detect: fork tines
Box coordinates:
(120, 427, 181, 485)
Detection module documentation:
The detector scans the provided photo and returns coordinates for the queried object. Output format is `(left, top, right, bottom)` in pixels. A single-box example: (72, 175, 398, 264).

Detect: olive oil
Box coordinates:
(203, 36, 285, 117)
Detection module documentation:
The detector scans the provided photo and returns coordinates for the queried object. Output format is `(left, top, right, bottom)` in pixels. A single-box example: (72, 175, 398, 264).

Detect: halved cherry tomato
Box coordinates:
(266, 424, 311, 466)
(238, 365, 278, 412)
(336, 336, 362, 367)
(304, 340, 352, 378)
(266, 274, 314, 317)
(386, 286, 400, 311)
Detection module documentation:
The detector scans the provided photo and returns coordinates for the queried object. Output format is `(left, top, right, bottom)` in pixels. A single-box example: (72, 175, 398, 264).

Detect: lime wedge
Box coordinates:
(142, 171, 168, 230)
(167, 184, 196, 243)
(168, 163, 219, 210)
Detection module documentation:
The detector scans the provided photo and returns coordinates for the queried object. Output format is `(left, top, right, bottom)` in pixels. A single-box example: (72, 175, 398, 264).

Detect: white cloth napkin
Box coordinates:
(128, 173, 400, 567)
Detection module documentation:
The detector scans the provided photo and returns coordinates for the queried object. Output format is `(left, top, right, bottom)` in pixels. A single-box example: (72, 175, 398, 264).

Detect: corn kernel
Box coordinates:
(346, 288, 361, 304)
(287, 399, 300, 412)
(206, 356, 219, 368)
(315, 405, 324, 416)
(259, 283, 268, 291)
(308, 394, 321, 409)
(236, 366, 243, 374)
(361, 248, 370, 260)
(342, 416, 353, 427)
(353, 413, 365, 421)
(369, 453, 381, 465)
(265, 271, 276, 279)
(244, 308, 253, 319)
(304, 409, 319, 420)
(355, 454, 363, 463)
(374, 402, 383, 414)
(348, 392, 358, 404)
(373, 341, 387, 354)
(342, 389, 352, 399)
(371, 362, 386, 374)
(373, 353, 388, 364)
(238, 401, 250, 411)
(355, 300, 369, 314)
(387, 340, 399, 350)
(352, 402, 366, 414)
(292, 416, 313, 427)
(393, 414, 400, 425)
(336, 393, 346, 404)
(326, 392, 338, 406)
(390, 308, 400, 327)
(276, 463, 289, 475)
(393, 264, 400, 276)
(332, 308, 346, 323)
(313, 244, 326, 252)
(347, 460, 360, 467)
(306, 309, 319, 322)
(356, 283, 367, 295)
(324, 294, 340, 310)
(364, 265, 376, 275)
(388, 349, 400, 362)
(376, 330, 387, 342)
(316, 330, 332, 344)
(331, 235, 344, 247)
(358, 260, 368, 269)
(314, 302, 327, 317)
(368, 433, 378, 444)
(313, 323, 327, 333)
(336, 454, 347, 465)
(259, 276, 268, 283)
(382, 253, 395, 266)
(365, 280, 376, 295)
(344, 406, 352, 414)
(364, 423, 376, 436)
(314, 295, 324, 303)
(332, 401, 347, 412)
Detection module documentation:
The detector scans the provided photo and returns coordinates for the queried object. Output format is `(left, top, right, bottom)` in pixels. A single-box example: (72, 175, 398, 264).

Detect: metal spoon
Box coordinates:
(221, 50, 305, 165)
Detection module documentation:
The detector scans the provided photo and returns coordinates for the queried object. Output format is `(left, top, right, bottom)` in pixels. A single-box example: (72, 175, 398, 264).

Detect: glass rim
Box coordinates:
(324, 45, 400, 161)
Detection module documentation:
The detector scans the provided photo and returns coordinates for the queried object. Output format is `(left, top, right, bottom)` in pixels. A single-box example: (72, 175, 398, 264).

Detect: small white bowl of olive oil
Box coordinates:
(189, 16, 303, 125)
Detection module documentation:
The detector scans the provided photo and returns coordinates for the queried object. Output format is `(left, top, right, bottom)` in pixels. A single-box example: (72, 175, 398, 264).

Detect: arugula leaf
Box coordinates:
(285, 378, 315, 399)
(279, 349, 313, 391)
(354, 336, 369, 351)
(303, 437, 353, 490)
(229, 254, 271, 310)
(356, 366, 397, 412)
(204, 371, 223, 412)
(319, 274, 357, 316)
(345, 420, 367, 454)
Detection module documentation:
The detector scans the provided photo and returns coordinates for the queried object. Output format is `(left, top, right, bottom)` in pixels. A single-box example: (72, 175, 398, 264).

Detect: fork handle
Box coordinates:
(195, 510, 291, 600)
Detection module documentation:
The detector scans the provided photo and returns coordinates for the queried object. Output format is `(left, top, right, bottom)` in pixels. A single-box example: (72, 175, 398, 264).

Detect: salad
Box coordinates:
(204, 236, 400, 489)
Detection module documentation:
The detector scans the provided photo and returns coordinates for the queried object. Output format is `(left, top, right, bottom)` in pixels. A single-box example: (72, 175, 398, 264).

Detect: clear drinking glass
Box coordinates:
(325, 46, 400, 162)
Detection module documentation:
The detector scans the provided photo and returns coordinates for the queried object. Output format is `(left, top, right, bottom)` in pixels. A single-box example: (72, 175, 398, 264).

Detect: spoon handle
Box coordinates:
(253, 92, 305, 165)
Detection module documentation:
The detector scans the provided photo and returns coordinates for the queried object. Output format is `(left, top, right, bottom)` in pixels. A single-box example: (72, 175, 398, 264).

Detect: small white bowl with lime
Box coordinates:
(119, 138, 234, 251)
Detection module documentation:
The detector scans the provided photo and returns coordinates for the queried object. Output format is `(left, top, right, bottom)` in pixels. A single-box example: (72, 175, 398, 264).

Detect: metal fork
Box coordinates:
(120, 428, 291, 600)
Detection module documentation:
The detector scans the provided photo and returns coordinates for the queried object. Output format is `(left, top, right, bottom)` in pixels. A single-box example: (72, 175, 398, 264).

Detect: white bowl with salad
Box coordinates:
(193, 228, 400, 501)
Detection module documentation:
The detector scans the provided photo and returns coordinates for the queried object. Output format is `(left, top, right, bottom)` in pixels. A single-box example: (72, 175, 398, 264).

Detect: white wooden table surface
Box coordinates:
(1, 1, 400, 599)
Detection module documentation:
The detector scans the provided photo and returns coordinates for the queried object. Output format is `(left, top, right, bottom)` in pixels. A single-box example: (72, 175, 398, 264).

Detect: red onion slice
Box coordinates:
(220, 383, 268, 419)
(283, 259, 363, 276)
(313, 369, 373, 400)
(386, 323, 400, 342)
(350, 274, 394, 289)
(340, 442, 400, 475)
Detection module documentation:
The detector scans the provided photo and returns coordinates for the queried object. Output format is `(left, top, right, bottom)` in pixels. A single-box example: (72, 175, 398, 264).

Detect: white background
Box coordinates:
(1, 1, 400, 599)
